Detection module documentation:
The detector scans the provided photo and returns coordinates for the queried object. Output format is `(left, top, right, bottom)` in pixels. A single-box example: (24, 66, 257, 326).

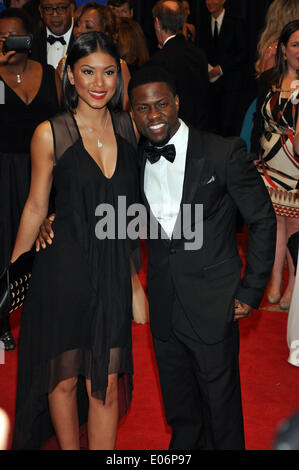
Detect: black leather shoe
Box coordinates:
(0, 330, 16, 351)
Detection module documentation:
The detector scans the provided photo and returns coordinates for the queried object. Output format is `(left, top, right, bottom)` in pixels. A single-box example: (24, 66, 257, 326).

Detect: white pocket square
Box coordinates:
(206, 175, 216, 184)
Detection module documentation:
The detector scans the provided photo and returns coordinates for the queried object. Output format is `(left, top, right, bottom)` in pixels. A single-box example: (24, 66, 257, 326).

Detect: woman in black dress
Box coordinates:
(0, 8, 60, 350)
(11, 32, 141, 450)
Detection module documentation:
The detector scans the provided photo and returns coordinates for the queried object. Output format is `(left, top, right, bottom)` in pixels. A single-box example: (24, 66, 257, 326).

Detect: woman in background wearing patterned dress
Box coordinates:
(252, 20, 299, 311)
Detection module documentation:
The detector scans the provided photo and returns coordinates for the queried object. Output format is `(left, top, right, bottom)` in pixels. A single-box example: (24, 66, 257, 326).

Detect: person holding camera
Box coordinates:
(0, 7, 61, 350)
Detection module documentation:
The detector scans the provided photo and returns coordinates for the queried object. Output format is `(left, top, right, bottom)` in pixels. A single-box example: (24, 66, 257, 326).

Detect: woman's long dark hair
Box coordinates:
(62, 31, 123, 113)
(269, 20, 299, 88)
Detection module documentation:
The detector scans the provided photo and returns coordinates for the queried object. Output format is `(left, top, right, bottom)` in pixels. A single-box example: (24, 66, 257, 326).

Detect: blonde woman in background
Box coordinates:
(252, 20, 299, 311)
(256, 0, 299, 75)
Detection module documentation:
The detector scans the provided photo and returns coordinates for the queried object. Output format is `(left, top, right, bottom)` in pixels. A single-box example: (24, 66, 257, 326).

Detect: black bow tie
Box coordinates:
(144, 144, 176, 164)
(47, 34, 66, 45)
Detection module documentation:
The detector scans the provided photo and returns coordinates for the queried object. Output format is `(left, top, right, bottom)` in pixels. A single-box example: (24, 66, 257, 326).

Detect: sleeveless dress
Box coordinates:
(0, 63, 59, 273)
(256, 88, 299, 217)
(12, 111, 140, 449)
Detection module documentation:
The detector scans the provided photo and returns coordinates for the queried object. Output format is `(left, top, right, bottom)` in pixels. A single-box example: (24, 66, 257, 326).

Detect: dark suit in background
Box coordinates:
(198, 11, 249, 137)
(147, 34, 210, 130)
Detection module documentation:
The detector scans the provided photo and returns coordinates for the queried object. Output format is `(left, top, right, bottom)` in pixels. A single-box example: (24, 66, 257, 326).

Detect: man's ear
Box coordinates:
(175, 94, 179, 112)
(154, 17, 160, 31)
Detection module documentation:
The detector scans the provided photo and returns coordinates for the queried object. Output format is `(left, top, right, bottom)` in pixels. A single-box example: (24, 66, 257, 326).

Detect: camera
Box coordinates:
(3, 36, 32, 53)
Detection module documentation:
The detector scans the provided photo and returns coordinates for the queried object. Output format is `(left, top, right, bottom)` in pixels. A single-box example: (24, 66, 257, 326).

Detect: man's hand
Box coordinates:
(35, 213, 56, 251)
(234, 299, 253, 321)
(208, 65, 221, 80)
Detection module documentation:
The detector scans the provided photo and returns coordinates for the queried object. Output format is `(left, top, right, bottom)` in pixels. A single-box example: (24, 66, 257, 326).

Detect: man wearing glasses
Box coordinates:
(31, 0, 76, 68)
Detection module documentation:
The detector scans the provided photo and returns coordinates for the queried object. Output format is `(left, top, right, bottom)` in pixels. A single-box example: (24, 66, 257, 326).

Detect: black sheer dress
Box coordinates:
(12, 111, 139, 449)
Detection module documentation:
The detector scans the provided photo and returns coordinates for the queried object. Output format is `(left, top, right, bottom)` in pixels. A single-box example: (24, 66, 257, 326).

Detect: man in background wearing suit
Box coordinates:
(31, 0, 75, 68)
(128, 65, 276, 449)
(147, 0, 209, 130)
(107, 0, 133, 18)
(198, 0, 249, 137)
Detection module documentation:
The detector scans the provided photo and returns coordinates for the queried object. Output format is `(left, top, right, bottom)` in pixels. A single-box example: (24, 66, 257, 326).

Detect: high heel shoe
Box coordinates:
(280, 297, 291, 311)
(267, 292, 281, 304)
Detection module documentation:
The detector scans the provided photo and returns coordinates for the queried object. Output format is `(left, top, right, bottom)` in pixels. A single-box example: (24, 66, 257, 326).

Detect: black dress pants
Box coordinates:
(152, 294, 245, 450)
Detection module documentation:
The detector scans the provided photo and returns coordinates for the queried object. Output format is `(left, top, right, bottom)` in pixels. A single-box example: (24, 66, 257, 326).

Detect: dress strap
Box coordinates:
(49, 112, 80, 162)
(111, 110, 137, 151)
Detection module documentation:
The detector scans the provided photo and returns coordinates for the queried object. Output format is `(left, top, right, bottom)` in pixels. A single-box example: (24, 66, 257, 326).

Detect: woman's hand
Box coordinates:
(0, 34, 16, 65)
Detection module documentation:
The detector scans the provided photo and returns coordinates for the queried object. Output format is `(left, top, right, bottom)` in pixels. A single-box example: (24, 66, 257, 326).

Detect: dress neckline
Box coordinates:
(71, 111, 119, 181)
(0, 63, 44, 106)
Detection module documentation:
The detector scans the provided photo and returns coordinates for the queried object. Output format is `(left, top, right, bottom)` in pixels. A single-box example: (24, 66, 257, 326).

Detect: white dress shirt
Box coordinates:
(208, 9, 225, 82)
(211, 8, 225, 36)
(144, 120, 189, 239)
(47, 23, 73, 68)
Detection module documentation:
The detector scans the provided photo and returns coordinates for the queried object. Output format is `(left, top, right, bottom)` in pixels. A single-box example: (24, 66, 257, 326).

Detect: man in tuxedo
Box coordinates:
(30, 0, 76, 68)
(128, 65, 276, 449)
(198, 0, 249, 136)
(147, 0, 209, 130)
(37, 64, 276, 450)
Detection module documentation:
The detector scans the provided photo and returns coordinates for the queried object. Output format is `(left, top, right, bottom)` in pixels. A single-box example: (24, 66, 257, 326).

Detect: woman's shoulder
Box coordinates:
(33, 119, 53, 141)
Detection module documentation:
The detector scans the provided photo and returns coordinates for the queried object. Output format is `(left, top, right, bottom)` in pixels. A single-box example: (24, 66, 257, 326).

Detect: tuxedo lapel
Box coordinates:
(180, 128, 205, 206)
(140, 152, 148, 211)
(218, 12, 229, 42)
(171, 129, 205, 242)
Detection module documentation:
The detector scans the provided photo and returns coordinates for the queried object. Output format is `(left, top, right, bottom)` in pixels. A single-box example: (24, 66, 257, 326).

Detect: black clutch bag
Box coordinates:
(0, 250, 35, 321)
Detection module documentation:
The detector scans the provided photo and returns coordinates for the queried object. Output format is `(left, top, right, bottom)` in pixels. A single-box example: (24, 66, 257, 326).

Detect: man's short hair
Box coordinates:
(152, 0, 184, 35)
(108, 0, 133, 8)
(128, 65, 177, 102)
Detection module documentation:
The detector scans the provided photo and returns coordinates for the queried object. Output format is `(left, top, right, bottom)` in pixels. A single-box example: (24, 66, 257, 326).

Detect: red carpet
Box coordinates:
(1, 301, 299, 450)
(1, 241, 299, 450)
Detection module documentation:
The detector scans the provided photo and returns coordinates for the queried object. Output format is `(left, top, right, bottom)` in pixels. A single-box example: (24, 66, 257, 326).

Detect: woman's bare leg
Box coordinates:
(86, 374, 119, 450)
(48, 376, 80, 450)
(280, 216, 299, 308)
(267, 215, 287, 302)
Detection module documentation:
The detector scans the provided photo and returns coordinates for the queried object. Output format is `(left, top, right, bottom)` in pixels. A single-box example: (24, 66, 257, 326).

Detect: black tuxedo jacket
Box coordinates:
(198, 12, 249, 92)
(30, 26, 75, 66)
(140, 128, 276, 344)
(147, 34, 210, 130)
